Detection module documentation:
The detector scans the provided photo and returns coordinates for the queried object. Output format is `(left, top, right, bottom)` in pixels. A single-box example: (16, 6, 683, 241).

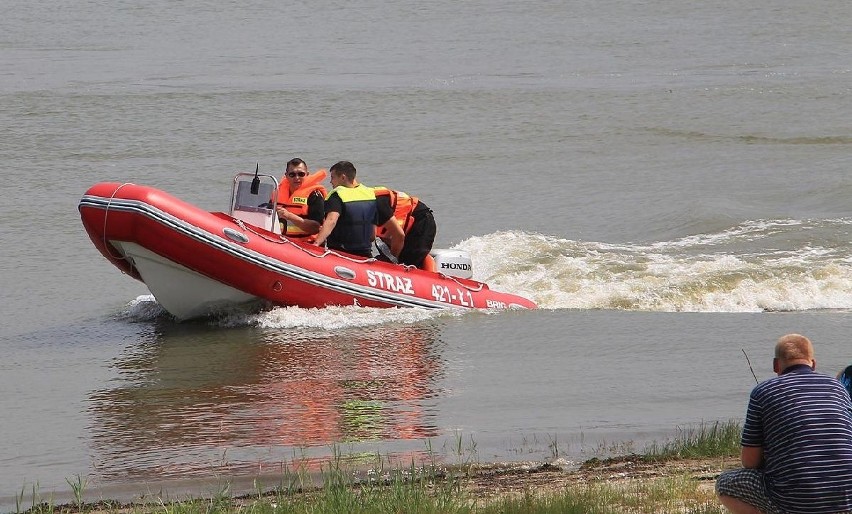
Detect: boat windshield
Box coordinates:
(233, 180, 276, 213)
(229, 174, 280, 232)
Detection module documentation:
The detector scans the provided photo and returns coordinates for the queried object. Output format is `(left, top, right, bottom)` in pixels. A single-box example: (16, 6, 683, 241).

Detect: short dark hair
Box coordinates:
(286, 158, 306, 170)
(330, 161, 356, 180)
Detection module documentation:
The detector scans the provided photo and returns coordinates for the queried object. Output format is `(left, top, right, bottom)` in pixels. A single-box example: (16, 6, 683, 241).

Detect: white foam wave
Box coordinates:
(119, 295, 461, 329)
(120, 295, 167, 321)
(456, 224, 852, 313)
(646, 219, 805, 250)
(242, 305, 456, 330)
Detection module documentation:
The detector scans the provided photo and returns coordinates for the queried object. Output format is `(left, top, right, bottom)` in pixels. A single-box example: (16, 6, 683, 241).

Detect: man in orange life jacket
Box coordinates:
(374, 187, 436, 269)
(313, 161, 378, 258)
(275, 158, 327, 242)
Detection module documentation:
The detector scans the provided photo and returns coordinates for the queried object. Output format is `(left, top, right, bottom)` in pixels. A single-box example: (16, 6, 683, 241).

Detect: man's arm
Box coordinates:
(276, 208, 321, 236)
(314, 211, 339, 247)
(379, 219, 406, 257)
(374, 194, 404, 256)
(741, 446, 763, 469)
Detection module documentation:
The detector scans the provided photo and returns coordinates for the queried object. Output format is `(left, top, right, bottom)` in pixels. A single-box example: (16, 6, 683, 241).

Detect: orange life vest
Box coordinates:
(374, 187, 419, 238)
(278, 169, 328, 239)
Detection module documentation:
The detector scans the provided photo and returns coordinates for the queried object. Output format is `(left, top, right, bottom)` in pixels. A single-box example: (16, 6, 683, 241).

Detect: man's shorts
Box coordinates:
(715, 468, 785, 514)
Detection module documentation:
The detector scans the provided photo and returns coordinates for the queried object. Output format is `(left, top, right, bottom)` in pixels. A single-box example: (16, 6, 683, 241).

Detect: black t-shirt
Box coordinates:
(324, 191, 343, 217)
(305, 190, 325, 224)
(375, 194, 395, 226)
(412, 200, 431, 217)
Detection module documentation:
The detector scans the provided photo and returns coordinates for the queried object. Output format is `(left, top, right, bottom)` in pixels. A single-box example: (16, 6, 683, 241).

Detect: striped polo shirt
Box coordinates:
(743, 364, 852, 513)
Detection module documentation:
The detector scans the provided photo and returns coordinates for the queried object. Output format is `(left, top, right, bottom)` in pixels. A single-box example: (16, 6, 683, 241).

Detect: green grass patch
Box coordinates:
(13, 422, 741, 514)
(642, 420, 741, 461)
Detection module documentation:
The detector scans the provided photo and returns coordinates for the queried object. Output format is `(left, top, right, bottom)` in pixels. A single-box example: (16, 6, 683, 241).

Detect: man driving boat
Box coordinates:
(275, 158, 326, 242)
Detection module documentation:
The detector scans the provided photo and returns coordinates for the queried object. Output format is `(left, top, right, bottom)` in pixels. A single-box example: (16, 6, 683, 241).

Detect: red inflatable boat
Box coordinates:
(78, 171, 536, 320)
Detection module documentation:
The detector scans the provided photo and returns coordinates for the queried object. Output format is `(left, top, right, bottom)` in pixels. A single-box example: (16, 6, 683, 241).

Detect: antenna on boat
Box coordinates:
(250, 162, 261, 195)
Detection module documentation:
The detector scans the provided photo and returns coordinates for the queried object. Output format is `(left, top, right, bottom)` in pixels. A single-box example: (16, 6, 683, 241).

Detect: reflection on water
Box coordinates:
(86, 321, 445, 481)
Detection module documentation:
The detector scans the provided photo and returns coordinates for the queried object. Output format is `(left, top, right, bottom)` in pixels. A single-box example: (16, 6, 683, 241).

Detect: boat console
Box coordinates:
(229, 171, 281, 234)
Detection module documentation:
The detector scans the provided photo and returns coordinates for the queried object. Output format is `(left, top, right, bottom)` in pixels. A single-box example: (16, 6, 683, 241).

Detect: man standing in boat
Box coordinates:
(275, 158, 326, 242)
(313, 161, 378, 258)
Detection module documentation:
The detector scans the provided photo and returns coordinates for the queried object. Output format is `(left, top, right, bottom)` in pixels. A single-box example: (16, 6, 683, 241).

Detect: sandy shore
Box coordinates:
(39, 454, 739, 513)
(464, 454, 735, 500)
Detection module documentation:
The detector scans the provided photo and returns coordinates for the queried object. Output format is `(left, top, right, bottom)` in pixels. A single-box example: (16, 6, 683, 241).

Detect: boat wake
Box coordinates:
(461, 218, 852, 313)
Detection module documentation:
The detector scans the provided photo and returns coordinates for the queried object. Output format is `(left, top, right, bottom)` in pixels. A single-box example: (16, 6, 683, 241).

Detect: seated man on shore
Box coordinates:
(716, 333, 852, 514)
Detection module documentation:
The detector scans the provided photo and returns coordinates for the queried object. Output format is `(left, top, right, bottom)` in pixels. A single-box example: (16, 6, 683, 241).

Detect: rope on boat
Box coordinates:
(102, 183, 135, 263)
(234, 216, 485, 290)
(235, 219, 376, 264)
(447, 275, 485, 292)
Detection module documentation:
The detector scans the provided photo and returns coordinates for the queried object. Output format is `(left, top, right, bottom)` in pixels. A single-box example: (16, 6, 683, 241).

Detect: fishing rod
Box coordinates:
(742, 348, 759, 384)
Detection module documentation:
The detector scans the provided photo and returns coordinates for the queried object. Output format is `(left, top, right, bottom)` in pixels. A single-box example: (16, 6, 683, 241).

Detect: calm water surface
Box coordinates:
(1, 0, 850, 508)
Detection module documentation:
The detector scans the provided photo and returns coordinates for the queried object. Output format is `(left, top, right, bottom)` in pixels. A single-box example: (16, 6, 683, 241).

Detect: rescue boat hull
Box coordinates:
(78, 182, 536, 320)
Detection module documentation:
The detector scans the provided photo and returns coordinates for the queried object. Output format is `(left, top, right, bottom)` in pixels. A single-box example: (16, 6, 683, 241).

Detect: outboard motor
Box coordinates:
(430, 249, 473, 279)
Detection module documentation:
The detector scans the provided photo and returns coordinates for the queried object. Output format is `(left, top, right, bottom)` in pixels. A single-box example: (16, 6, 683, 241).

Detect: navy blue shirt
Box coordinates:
(743, 364, 852, 513)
